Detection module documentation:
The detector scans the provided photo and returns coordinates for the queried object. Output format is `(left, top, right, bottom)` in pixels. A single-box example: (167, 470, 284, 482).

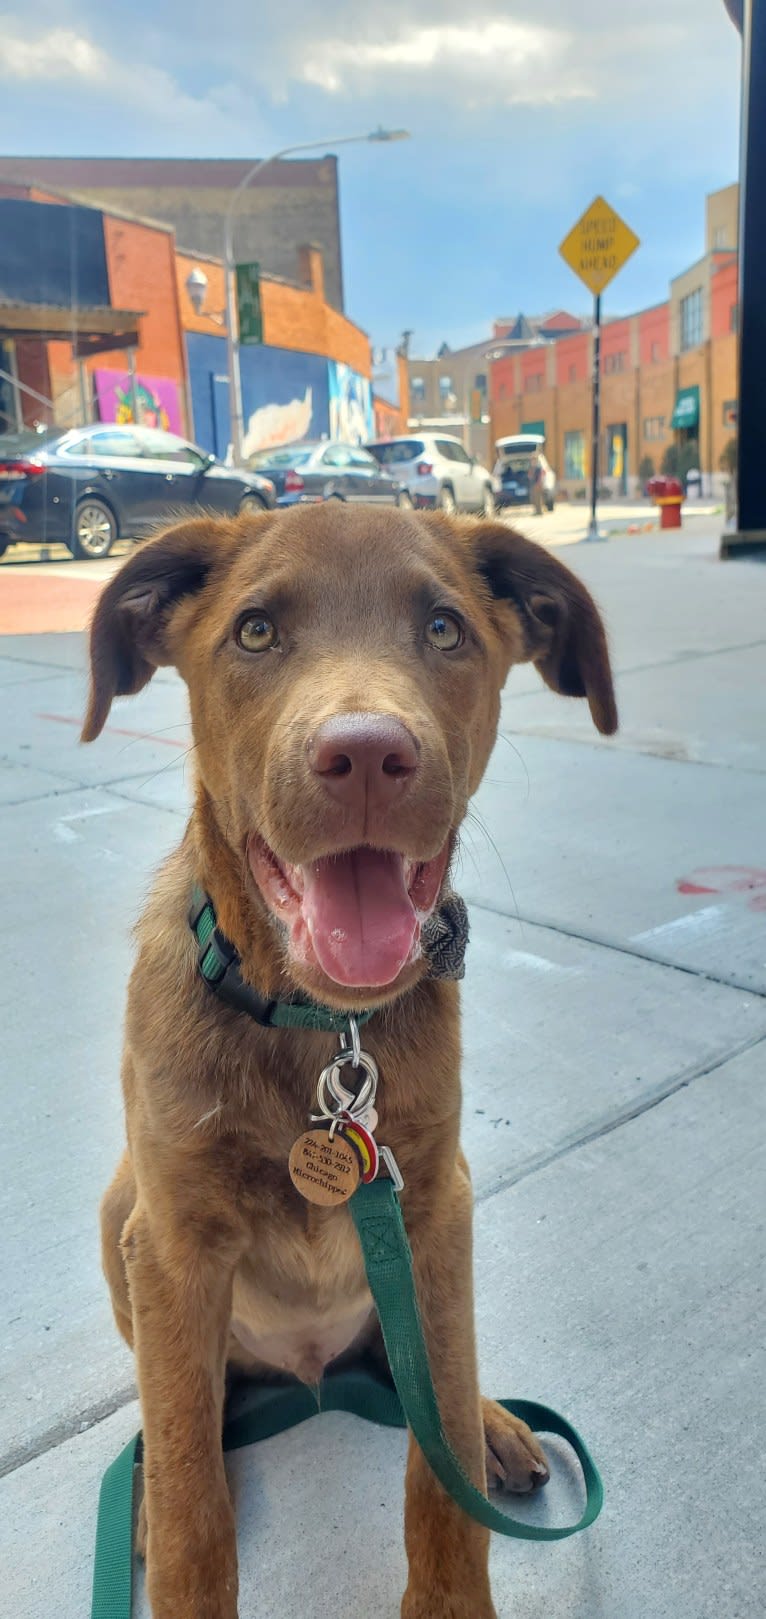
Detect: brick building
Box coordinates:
(407, 315, 584, 464)
(489, 185, 740, 496)
(0, 156, 345, 312)
(0, 185, 375, 457)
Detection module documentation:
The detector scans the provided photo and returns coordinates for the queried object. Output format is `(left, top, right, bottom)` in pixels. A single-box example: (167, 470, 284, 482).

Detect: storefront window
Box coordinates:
(564, 430, 586, 480)
(680, 288, 703, 351)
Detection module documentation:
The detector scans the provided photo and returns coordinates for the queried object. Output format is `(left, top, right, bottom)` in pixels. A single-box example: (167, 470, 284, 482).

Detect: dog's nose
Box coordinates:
(308, 712, 419, 806)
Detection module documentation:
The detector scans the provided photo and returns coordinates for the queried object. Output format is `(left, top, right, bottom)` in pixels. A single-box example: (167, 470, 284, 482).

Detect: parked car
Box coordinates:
(492, 434, 556, 511)
(366, 434, 495, 515)
(0, 424, 276, 560)
(249, 441, 410, 508)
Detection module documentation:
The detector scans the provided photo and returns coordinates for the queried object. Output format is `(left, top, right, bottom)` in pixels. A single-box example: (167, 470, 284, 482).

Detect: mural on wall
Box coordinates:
(242, 387, 314, 458)
(328, 361, 373, 444)
(186, 336, 373, 459)
(93, 370, 182, 434)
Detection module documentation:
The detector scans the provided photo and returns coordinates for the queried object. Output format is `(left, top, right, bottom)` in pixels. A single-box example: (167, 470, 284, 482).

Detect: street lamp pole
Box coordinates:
(223, 129, 409, 465)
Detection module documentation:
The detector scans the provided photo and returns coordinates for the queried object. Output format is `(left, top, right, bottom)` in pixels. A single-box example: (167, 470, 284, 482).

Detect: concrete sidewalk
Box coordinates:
(0, 518, 763, 1618)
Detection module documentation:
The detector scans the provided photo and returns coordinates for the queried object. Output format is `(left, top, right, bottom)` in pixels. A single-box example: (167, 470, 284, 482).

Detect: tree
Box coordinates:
(720, 436, 737, 477)
(638, 454, 655, 489)
(661, 439, 699, 483)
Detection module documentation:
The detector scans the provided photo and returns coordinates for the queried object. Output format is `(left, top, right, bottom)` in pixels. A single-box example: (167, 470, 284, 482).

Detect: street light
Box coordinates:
(185, 266, 226, 325)
(223, 128, 410, 464)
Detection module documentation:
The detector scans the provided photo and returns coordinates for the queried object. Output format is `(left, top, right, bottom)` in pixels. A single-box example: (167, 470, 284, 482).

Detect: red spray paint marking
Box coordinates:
(676, 866, 766, 914)
(37, 713, 187, 748)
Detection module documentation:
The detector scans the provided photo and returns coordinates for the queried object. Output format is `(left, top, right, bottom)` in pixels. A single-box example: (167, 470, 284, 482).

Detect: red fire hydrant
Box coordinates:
(647, 475, 683, 529)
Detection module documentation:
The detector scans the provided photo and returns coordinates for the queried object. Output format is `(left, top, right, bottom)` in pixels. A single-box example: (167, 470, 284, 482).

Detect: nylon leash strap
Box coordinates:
(91, 1178, 603, 1619)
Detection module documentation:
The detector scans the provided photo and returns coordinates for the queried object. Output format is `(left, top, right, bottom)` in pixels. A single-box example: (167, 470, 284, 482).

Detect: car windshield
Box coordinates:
(368, 440, 424, 464)
(250, 447, 314, 468)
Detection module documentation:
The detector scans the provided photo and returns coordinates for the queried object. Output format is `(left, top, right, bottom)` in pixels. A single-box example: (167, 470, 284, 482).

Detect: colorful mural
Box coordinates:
(328, 361, 373, 444)
(186, 336, 373, 459)
(93, 370, 182, 434)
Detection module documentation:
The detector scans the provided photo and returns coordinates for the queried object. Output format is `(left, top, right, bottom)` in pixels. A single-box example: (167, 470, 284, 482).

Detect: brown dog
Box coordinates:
(83, 503, 616, 1619)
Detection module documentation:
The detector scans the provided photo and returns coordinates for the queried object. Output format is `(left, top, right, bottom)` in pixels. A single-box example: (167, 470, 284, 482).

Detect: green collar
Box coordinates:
(189, 885, 374, 1033)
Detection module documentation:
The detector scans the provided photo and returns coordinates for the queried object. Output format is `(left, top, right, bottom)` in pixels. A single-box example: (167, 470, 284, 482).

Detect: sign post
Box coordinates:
(559, 196, 639, 540)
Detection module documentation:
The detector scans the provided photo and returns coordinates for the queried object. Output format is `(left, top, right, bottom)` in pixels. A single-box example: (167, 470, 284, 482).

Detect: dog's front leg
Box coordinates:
(401, 1169, 496, 1619)
(122, 1207, 240, 1619)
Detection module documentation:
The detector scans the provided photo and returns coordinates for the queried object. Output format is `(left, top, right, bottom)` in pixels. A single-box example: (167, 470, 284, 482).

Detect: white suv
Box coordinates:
(367, 434, 495, 515)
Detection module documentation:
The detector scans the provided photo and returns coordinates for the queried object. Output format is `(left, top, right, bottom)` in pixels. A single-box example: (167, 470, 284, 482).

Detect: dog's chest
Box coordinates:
(229, 1204, 374, 1384)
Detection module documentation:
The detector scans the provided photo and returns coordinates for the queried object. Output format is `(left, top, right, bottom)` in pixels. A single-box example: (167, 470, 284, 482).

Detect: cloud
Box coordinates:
(298, 19, 593, 105)
(0, 24, 103, 80)
(0, 14, 272, 145)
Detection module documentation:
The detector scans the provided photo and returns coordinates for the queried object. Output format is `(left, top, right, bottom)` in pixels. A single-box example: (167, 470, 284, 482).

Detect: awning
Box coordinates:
(671, 385, 699, 430)
(0, 298, 143, 349)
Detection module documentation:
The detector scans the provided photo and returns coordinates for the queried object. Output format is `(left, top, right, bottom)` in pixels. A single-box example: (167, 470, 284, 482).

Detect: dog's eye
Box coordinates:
(424, 611, 463, 652)
(236, 613, 278, 653)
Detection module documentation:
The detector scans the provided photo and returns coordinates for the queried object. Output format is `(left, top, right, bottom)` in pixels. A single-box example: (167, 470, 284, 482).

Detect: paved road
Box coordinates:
(0, 499, 721, 634)
(1, 516, 763, 1618)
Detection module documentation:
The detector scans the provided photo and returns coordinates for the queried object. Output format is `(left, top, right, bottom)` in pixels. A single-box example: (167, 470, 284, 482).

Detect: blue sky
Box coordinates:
(0, 1, 742, 357)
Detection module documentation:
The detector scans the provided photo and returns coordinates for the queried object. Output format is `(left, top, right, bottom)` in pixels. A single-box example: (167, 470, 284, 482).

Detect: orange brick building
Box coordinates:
(489, 185, 740, 496)
(0, 183, 401, 457)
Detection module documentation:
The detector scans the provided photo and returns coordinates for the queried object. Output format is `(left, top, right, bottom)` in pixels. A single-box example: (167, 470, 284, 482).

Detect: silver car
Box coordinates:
(367, 433, 495, 516)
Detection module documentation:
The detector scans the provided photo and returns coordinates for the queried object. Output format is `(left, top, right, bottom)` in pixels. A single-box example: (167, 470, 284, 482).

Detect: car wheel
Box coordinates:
(397, 490, 414, 510)
(72, 498, 117, 560)
(482, 485, 496, 518)
(438, 485, 457, 515)
(0, 538, 9, 559)
(239, 493, 267, 516)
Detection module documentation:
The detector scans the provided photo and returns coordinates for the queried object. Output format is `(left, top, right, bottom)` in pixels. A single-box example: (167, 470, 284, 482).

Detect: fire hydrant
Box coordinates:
(647, 475, 683, 530)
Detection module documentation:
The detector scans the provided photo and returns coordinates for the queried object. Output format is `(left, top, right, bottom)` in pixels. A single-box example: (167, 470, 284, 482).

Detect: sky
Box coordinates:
(0, 1, 742, 357)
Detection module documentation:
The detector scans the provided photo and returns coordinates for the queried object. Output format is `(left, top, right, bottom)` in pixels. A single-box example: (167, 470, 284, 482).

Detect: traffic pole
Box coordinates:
(586, 294, 603, 541)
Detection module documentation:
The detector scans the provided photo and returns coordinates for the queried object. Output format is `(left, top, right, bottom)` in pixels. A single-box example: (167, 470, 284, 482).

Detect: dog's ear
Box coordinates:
(472, 523, 618, 735)
(82, 517, 240, 741)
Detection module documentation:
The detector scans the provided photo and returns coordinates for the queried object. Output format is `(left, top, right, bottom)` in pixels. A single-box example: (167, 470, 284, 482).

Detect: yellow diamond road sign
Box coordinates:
(559, 196, 640, 297)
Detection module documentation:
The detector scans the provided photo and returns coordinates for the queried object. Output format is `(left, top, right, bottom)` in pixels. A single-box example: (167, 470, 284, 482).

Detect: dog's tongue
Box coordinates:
(301, 848, 418, 988)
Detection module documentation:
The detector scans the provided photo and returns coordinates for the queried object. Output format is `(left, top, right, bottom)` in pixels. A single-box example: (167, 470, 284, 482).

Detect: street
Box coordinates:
(0, 513, 763, 1618)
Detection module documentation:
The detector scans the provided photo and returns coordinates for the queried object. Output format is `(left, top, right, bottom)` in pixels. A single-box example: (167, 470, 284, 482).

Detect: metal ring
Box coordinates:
(339, 1016, 362, 1068)
(315, 1049, 378, 1119)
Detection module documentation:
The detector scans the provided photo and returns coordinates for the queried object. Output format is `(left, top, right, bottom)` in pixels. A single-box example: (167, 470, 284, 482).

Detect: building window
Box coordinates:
(680, 288, 703, 351)
(564, 430, 586, 480)
(568, 363, 577, 383)
(722, 399, 738, 428)
(650, 340, 662, 363)
(713, 225, 727, 250)
(439, 374, 453, 398)
(410, 375, 425, 403)
(643, 416, 666, 441)
(474, 372, 487, 393)
(730, 303, 739, 333)
(603, 351, 626, 374)
(524, 372, 543, 393)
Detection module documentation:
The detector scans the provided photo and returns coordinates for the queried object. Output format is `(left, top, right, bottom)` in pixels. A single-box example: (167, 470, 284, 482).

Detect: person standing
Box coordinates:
(529, 448, 545, 516)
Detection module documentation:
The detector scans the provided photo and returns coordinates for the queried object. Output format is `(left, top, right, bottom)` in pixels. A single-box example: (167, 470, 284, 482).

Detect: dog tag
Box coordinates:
(289, 1127, 361, 1206)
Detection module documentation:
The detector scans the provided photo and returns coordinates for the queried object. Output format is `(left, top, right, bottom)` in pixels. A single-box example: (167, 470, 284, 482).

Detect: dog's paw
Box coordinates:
(482, 1398, 550, 1494)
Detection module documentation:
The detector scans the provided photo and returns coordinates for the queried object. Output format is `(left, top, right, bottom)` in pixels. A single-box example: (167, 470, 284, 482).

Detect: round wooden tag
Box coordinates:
(288, 1128, 361, 1206)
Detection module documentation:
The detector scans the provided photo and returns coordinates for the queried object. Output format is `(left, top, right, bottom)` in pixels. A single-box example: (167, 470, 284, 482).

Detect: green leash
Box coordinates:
(91, 1178, 603, 1619)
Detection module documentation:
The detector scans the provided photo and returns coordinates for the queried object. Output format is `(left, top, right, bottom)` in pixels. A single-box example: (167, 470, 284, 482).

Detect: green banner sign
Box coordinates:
(236, 262, 263, 345)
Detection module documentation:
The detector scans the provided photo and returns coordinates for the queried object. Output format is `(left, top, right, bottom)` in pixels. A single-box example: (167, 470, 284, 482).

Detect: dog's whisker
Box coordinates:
(193, 1102, 223, 1130)
(494, 730, 531, 801)
(463, 810, 525, 942)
